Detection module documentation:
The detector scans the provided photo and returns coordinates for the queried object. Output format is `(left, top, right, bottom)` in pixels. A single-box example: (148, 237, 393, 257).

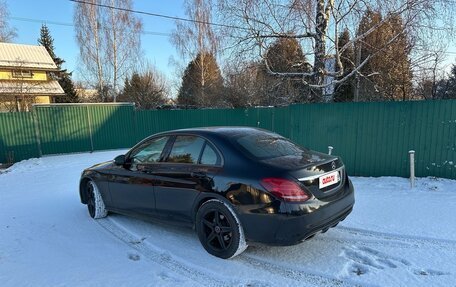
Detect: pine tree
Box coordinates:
(57, 75, 79, 103)
(266, 38, 310, 74)
(119, 70, 167, 109)
(257, 37, 311, 105)
(38, 24, 78, 103)
(177, 52, 224, 108)
(38, 25, 63, 67)
(333, 29, 355, 102)
(356, 11, 412, 101)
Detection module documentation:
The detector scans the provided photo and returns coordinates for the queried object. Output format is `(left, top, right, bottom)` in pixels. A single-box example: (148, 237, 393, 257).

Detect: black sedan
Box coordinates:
(79, 127, 355, 259)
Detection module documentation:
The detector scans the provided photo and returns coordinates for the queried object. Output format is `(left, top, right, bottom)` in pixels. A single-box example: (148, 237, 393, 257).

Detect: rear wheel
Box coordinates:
(86, 180, 108, 219)
(196, 199, 247, 259)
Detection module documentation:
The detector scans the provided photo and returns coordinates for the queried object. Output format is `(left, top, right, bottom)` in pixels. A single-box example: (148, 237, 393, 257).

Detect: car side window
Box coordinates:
(130, 136, 169, 164)
(166, 136, 205, 164)
(200, 143, 220, 165)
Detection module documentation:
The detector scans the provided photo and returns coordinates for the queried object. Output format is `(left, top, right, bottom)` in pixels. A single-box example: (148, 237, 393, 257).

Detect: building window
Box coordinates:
(12, 70, 33, 78)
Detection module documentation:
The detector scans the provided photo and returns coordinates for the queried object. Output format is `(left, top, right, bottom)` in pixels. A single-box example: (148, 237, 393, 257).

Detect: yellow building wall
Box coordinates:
(35, 96, 51, 104)
(0, 95, 51, 112)
(0, 69, 48, 81)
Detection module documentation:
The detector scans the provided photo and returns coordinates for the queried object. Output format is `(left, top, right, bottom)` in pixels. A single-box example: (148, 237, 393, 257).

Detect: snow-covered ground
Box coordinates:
(1, 150, 455, 287)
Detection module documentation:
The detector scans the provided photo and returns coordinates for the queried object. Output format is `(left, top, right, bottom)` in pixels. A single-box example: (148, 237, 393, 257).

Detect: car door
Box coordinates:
(152, 135, 222, 224)
(108, 136, 171, 215)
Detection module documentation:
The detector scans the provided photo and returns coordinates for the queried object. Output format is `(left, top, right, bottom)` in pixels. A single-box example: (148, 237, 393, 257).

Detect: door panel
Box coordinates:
(151, 164, 220, 223)
(152, 135, 222, 223)
(107, 136, 171, 215)
(107, 166, 156, 215)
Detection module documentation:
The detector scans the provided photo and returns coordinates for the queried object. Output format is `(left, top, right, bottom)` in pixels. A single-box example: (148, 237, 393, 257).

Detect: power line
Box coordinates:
(10, 16, 171, 37)
(11, 17, 73, 27)
(69, 0, 247, 31)
(413, 47, 456, 55)
(11, 14, 456, 56)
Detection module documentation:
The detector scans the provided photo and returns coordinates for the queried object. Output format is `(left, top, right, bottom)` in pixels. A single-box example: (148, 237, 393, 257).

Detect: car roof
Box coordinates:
(155, 126, 275, 137)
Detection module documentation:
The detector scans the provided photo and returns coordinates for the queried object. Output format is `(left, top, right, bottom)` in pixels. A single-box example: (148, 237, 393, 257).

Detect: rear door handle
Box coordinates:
(191, 172, 206, 178)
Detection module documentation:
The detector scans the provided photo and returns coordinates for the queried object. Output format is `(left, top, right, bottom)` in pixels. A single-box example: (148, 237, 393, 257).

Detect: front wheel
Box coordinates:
(196, 199, 247, 259)
(86, 180, 108, 219)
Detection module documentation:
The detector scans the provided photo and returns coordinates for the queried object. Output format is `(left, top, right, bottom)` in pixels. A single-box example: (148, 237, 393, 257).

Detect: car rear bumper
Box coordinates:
(239, 180, 355, 245)
(272, 202, 353, 245)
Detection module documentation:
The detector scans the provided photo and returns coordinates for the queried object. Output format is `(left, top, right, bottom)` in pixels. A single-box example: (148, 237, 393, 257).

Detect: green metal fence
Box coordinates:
(0, 100, 455, 179)
(0, 112, 39, 163)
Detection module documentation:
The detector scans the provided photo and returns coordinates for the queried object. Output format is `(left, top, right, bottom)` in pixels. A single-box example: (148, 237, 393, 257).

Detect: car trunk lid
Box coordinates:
(260, 152, 345, 200)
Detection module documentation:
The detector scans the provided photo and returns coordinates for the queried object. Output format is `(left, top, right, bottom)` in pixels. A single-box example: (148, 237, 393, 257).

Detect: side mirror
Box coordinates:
(114, 155, 126, 166)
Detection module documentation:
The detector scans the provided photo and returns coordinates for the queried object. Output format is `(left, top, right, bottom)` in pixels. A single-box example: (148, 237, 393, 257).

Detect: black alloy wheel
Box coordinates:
(202, 209, 233, 251)
(196, 200, 246, 259)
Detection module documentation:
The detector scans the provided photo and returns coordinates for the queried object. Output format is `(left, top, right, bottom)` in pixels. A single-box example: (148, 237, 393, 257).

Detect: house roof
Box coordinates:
(0, 43, 58, 70)
(0, 80, 65, 96)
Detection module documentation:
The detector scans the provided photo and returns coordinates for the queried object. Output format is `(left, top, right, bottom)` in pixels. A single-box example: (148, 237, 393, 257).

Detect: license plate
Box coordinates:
(319, 171, 340, 189)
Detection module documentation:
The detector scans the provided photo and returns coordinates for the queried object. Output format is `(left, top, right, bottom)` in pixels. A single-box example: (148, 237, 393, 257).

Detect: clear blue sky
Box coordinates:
(5, 0, 456, 84)
(6, 0, 185, 83)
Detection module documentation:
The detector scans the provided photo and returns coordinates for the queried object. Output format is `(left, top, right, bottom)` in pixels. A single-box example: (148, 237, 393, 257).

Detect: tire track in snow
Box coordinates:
(96, 217, 234, 287)
(98, 216, 356, 287)
(238, 254, 359, 287)
(314, 236, 415, 249)
(336, 226, 456, 249)
(96, 215, 453, 286)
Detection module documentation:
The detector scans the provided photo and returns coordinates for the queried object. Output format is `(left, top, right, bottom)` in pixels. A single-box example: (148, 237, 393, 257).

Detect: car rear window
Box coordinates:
(233, 133, 306, 160)
(200, 143, 220, 165)
(166, 136, 205, 164)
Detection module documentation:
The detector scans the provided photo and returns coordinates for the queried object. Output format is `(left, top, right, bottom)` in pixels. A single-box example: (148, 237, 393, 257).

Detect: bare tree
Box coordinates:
(118, 65, 169, 110)
(225, 60, 284, 107)
(74, 0, 142, 102)
(411, 41, 450, 100)
(0, 0, 16, 42)
(104, 0, 142, 101)
(172, 0, 219, 61)
(74, 0, 105, 100)
(172, 0, 221, 105)
(217, 0, 455, 102)
(413, 50, 452, 100)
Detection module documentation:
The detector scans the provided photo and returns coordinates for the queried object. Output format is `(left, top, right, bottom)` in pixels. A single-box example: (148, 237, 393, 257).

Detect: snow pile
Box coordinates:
(1, 151, 455, 286)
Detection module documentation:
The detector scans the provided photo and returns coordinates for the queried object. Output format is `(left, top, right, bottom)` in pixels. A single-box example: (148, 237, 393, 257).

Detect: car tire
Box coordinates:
(86, 180, 108, 219)
(196, 199, 248, 259)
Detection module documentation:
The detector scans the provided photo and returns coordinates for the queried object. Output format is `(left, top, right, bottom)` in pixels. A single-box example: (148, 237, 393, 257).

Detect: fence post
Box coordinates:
(271, 108, 275, 132)
(31, 106, 43, 157)
(409, 150, 415, 188)
(86, 105, 94, 152)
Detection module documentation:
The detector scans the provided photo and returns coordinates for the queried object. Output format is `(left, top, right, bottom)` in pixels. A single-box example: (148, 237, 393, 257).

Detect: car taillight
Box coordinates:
(260, 178, 310, 202)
